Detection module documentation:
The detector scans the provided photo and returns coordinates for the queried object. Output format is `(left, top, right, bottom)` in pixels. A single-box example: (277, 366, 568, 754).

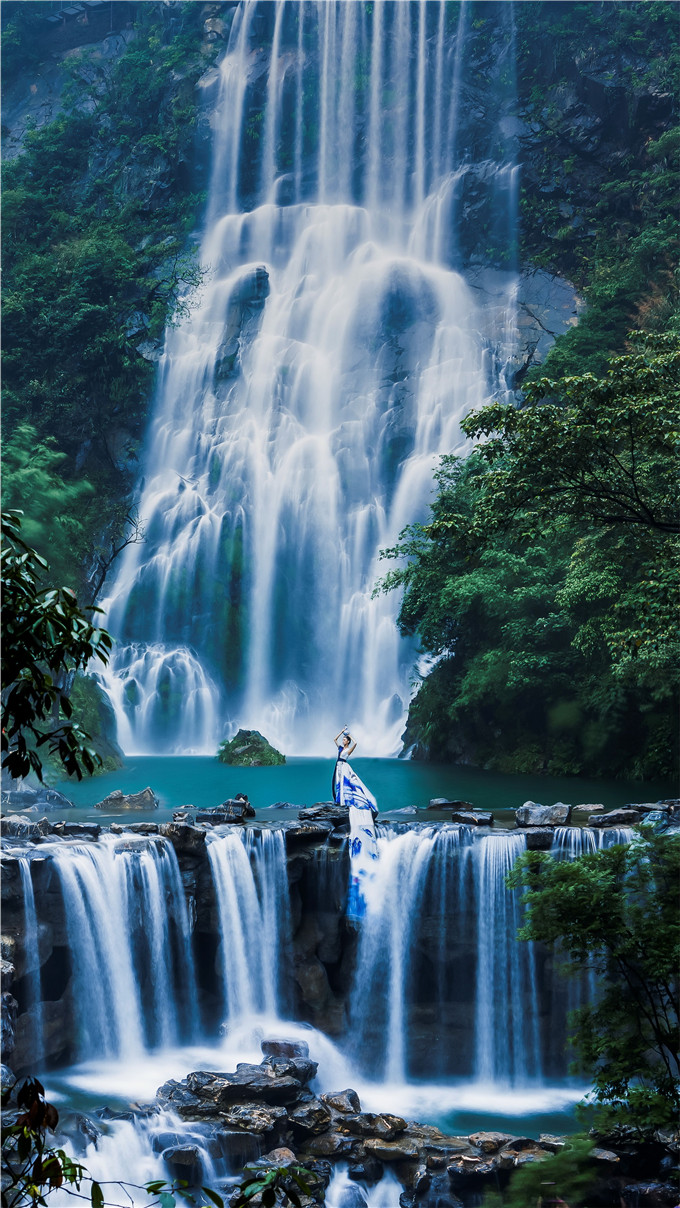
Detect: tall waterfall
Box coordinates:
(99, 0, 520, 755)
(16, 858, 43, 1068)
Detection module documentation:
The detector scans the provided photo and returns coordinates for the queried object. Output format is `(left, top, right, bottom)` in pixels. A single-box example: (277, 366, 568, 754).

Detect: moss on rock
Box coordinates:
(217, 729, 285, 767)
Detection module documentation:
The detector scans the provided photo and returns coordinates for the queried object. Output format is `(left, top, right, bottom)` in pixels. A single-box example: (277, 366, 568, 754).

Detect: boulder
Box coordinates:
(217, 730, 284, 767)
(257, 1146, 298, 1167)
(298, 805, 349, 828)
(364, 1136, 420, 1160)
(320, 1089, 361, 1114)
(300, 1131, 354, 1157)
(218, 1104, 289, 1135)
(284, 822, 334, 845)
(161, 1144, 202, 1175)
(288, 1098, 332, 1137)
(428, 798, 472, 809)
(538, 1134, 567, 1152)
(51, 822, 101, 840)
(93, 787, 158, 811)
(261, 1039, 309, 1060)
(195, 800, 255, 824)
(110, 822, 158, 835)
(337, 1113, 407, 1141)
(451, 810, 492, 826)
(347, 1155, 384, 1183)
(524, 827, 557, 851)
(0, 815, 40, 839)
(468, 1131, 519, 1153)
(1, 786, 74, 814)
(590, 809, 640, 827)
(159, 822, 206, 853)
(571, 803, 604, 815)
(515, 801, 571, 827)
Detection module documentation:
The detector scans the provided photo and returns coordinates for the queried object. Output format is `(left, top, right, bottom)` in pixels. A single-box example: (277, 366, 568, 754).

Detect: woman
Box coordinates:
(332, 728, 378, 920)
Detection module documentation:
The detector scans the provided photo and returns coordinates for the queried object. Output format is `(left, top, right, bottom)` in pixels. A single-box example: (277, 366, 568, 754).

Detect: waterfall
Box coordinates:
(51, 836, 197, 1061)
(16, 858, 43, 1069)
(551, 826, 636, 857)
(473, 833, 541, 1084)
(207, 827, 291, 1025)
(98, 0, 521, 756)
(349, 826, 541, 1085)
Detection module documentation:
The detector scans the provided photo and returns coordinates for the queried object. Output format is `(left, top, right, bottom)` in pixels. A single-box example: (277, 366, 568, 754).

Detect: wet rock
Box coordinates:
(284, 822, 334, 845)
(364, 1137, 420, 1160)
(1, 786, 74, 814)
(451, 810, 492, 826)
(320, 1089, 361, 1114)
(428, 798, 471, 810)
(261, 1039, 310, 1060)
(571, 803, 604, 815)
(258, 1146, 298, 1166)
(347, 1155, 384, 1183)
(195, 801, 255, 824)
(300, 1130, 354, 1157)
(109, 822, 159, 835)
(93, 787, 158, 811)
(468, 1131, 519, 1153)
(337, 1113, 407, 1141)
(159, 822, 207, 852)
(590, 809, 640, 827)
(538, 1134, 567, 1152)
(591, 1147, 620, 1163)
(0, 815, 40, 839)
(523, 827, 556, 850)
(182, 1060, 314, 1107)
(162, 1143, 201, 1171)
(0, 1065, 16, 1094)
(298, 805, 349, 828)
(51, 822, 101, 840)
(288, 1098, 332, 1137)
(219, 1104, 289, 1135)
(173, 809, 195, 823)
(515, 801, 571, 826)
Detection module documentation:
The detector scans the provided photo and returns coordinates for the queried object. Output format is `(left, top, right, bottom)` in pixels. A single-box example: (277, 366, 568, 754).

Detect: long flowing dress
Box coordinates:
(333, 746, 378, 920)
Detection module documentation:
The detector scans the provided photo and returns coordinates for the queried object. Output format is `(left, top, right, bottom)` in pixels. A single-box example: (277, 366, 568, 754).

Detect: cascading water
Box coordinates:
(99, 0, 520, 756)
(16, 857, 43, 1068)
(51, 836, 197, 1060)
(349, 826, 541, 1085)
(551, 826, 635, 857)
(207, 827, 291, 1023)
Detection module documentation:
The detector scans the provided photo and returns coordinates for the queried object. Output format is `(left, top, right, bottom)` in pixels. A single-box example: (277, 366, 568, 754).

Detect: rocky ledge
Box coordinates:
(148, 1041, 680, 1208)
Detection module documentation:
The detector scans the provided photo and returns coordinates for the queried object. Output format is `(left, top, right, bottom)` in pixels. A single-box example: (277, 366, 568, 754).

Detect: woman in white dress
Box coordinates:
(332, 728, 378, 919)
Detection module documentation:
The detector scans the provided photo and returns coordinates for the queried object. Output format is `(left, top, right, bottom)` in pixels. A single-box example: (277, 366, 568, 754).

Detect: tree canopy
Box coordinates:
(507, 827, 680, 1133)
(1, 512, 112, 782)
(379, 335, 679, 778)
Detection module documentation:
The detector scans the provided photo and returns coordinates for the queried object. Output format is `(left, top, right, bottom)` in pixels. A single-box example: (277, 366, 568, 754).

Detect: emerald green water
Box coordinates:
(52, 755, 674, 824)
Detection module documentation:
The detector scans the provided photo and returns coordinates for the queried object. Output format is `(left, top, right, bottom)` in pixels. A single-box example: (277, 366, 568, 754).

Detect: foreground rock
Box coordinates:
(217, 730, 285, 766)
(196, 798, 255, 824)
(590, 808, 640, 827)
(93, 787, 158, 811)
(515, 801, 571, 827)
(451, 810, 493, 826)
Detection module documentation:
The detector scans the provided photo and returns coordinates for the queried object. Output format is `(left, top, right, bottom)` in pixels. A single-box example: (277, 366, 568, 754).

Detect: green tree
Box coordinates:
(507, 827, 680, 1133)
(378, 336, 679, 778)
(1, 512, 112, 782)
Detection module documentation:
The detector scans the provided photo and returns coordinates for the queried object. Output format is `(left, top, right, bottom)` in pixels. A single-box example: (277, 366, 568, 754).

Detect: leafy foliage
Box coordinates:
(1, 3, 216, 596)
(1, 1076, 224, 1208)
(507, 828, 680, 1133)
(1, 512, 112, 782)
(483, 1136, 598, 1208)
(231, 1164, 313, 1208)
(379, 338, 679, 778)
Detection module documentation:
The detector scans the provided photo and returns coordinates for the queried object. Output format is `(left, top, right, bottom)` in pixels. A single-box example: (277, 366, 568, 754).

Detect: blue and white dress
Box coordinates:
(333, 745, 378, 920)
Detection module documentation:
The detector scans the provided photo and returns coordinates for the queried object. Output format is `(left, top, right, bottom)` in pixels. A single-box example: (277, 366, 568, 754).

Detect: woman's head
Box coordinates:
(342, 733, 352, 747)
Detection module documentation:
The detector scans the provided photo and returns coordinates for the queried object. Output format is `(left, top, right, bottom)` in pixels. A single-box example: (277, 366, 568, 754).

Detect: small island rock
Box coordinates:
(217, 729, 285, 766)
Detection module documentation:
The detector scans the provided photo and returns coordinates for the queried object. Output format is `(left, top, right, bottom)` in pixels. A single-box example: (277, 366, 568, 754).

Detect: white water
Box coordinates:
(98, 0, 520, 756)
(16, 857, 43, 1068)
(50, 836, 197, 1059)
(207, 826, 291, 1021)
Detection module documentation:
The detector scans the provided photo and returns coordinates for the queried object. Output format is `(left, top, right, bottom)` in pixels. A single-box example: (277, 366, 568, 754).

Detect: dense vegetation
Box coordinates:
(381, 335, 679, 778)
(2, 1, 218, 595)
(1, 512, 112, 782)
(508, 827, 680, 1135)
